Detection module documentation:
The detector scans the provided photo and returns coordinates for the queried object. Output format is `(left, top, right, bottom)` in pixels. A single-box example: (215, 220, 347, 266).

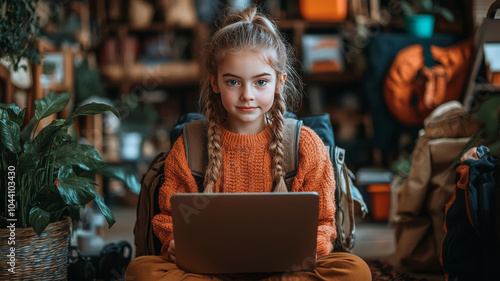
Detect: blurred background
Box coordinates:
(1, 1, 498, 279)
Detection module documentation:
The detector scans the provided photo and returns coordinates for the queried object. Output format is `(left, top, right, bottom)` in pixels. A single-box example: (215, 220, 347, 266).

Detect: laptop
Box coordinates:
(171, 192, 319, 274)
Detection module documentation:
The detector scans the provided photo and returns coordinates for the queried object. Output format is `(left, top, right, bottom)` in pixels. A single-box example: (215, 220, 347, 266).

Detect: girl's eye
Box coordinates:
(256, 80, 267, 86)
(227, 80, 239, 86)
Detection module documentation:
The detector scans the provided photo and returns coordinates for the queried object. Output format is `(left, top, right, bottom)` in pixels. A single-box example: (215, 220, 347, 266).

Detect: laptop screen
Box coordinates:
(171, 192, 319, 274)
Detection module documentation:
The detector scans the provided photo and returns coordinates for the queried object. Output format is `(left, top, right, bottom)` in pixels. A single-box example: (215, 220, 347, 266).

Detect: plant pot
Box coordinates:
(404, 14, 436, 38)
(367, 184, 391, 221)
(0, 217, 71, 280)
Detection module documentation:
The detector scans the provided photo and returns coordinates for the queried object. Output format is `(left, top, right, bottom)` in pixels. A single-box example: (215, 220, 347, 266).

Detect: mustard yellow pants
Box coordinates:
(124, 252, 371, 281)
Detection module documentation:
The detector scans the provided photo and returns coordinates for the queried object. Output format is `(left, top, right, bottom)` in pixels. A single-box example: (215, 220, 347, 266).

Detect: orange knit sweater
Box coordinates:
(152, 124, 336, 258)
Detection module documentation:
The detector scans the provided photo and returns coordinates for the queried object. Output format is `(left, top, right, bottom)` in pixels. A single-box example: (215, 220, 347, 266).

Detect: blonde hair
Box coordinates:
(199, 5, 302, 193)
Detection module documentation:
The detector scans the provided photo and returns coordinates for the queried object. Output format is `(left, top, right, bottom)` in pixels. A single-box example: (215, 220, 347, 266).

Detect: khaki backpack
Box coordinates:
(134, 116, 367, 257)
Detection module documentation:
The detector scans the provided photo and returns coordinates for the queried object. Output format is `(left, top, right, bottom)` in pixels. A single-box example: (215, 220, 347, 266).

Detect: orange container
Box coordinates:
(300, 0, 348, 21)
(367, 184, 391, 221)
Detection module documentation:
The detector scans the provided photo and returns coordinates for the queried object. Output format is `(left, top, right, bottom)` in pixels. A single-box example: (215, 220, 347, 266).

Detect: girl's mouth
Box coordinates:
(237, 106, 258, 112)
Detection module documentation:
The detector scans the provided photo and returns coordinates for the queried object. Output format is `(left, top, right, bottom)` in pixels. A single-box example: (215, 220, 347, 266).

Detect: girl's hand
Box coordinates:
(168, 240, 176, 262)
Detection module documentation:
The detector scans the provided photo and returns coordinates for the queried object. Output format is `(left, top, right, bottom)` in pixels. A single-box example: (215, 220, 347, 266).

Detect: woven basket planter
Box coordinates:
(0, 217, 71, 281)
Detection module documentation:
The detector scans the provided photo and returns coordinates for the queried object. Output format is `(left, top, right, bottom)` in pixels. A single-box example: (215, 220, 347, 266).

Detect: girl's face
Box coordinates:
(211, 49, 285, 134)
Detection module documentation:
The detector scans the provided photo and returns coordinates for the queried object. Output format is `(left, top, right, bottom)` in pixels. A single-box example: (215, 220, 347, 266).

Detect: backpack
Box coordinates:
(383, 39, 472, 127)
(134, 113, 367, 256)
(440, 146, 500, 281)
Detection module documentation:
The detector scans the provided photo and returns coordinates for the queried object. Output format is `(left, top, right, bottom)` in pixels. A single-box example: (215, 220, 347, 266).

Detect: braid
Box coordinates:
(269, 93, 288, 192)
(203, 96, 223, 193)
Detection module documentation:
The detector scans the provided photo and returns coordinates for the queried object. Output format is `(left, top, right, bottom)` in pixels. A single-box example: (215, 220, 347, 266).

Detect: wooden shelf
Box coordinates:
(101, 61, 200, 87)
(103, 22, 198, 33)
(277, 19, 346, 30)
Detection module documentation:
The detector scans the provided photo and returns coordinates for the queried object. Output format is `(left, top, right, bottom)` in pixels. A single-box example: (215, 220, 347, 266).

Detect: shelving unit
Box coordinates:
(99, 22, 210, 96)
(93, 0, 370, 169)
(98, 18, 362, 94)
(277, 19, 363, 83)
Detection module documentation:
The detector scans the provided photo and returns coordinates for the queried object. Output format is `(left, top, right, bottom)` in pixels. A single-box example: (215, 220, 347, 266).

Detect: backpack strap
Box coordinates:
(183, 119, 207, 192)
(283, 118, 302, 191)
(183, 118, 302, 192)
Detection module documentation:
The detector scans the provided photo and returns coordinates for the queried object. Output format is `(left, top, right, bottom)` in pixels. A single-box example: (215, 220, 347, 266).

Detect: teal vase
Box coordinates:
(404, 14, 436, 38)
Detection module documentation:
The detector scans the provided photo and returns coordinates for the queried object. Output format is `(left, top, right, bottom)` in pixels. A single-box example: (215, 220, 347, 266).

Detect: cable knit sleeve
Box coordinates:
(152, 135, 199, 257)
(292, 126, 336, 257)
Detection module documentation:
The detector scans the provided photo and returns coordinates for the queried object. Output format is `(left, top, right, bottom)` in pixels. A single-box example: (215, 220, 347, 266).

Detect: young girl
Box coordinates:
(126, 6, 371, 280)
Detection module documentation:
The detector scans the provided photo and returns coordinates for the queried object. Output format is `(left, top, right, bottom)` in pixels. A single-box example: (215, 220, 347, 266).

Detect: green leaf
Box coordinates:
(54, 143, 105, 171)
(29, 206, 51, 236)
(65, 102, 121, 126)
(50, 208, 65, 222)
(30, 119, 66, 153)
(21, 117, 35, 142)
(67, 205, 81, 222)
(92, 192, 116, 228)
(473, 96, 500, 141)
(43, 198, 67, 213)
(97, 165, 141, 194)
(34, 92, 71, 120)
(0, 119, 21, 154)
(433, 6, 455, 22)
(56, 176, 115, 227)
(19, 107, 27, 126)
(0, 108, 6, 120)
(418, 0, 433, 12)
(401, 1, 415, 16)
(57, 177, 97, 206)
(18, 152, 41, 175)
(0, 103, 22, 115)
(0, 103, 24, 126)
(58, 166, 77, 179)
(53, 131, 74, 146)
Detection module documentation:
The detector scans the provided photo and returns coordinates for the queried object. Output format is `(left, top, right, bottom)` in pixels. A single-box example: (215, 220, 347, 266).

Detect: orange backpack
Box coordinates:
(384, 40, 472, 127)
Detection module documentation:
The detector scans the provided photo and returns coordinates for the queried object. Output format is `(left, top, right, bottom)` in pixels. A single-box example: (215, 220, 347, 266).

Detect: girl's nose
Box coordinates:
(240, 84, 255, 100)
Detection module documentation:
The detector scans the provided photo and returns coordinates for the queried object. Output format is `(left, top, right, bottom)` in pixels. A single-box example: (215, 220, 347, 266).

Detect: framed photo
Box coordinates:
(302, 34, 344, 74)
(40, 50, 73, 92)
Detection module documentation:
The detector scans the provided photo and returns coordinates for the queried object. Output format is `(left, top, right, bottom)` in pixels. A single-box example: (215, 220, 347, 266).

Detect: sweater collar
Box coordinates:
(221, 125, 272, 149)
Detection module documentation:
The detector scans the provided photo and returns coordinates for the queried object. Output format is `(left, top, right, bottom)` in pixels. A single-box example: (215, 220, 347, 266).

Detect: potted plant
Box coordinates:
(401, 0, 455, 38)
(0, 92, 122, 279)
(119, 95, 159, 160)
(0, 0, 41, 71)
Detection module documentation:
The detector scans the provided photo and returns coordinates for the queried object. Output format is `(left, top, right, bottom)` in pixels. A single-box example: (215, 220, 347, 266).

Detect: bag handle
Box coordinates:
(422, 65, 448, 109)
(487, 0, 500, 19)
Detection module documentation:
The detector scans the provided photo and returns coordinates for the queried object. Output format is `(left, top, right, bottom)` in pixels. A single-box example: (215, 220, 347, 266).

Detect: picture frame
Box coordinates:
(302, 34, 345, 74)
(40, 49, 74, 92)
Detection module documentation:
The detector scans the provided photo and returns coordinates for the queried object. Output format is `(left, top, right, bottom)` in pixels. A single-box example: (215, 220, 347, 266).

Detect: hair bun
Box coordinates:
(221, 5, 259, 26)
(221, 5, 278, 37)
